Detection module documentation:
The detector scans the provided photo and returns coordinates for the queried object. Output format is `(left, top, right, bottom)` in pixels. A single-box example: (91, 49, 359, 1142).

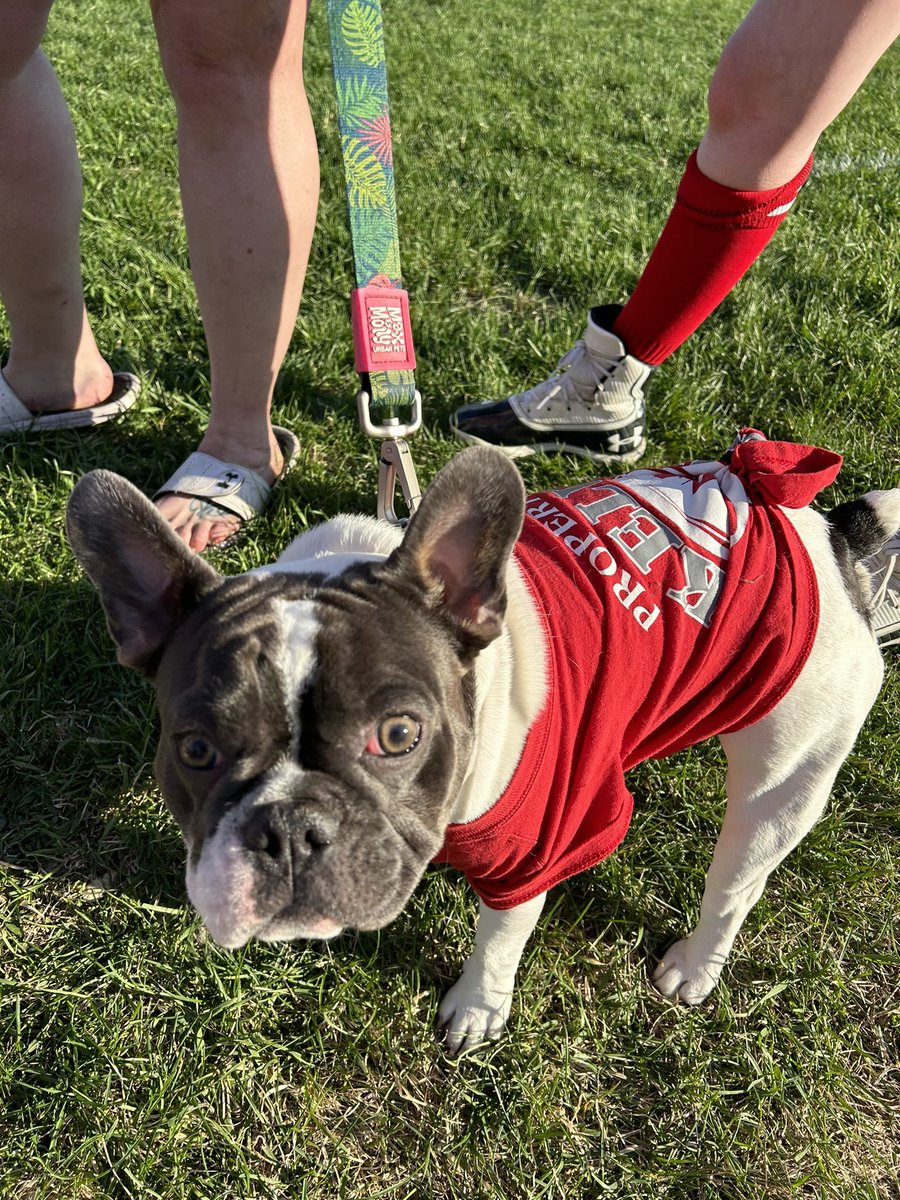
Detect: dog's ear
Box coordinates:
(66, 469, 220, 674)
(385, 447, 525, 650)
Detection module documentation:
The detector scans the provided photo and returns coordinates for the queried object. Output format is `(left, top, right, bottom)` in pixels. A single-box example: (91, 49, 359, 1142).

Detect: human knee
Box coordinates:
(152, 0, 305, 114)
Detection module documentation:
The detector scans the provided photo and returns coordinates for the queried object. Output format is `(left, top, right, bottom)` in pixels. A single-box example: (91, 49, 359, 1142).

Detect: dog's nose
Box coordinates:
(241, 803, 336, 861)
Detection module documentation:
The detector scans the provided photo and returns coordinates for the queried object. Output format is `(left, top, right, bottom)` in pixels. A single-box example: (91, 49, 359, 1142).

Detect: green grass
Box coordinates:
(1, 0, 899, 1196)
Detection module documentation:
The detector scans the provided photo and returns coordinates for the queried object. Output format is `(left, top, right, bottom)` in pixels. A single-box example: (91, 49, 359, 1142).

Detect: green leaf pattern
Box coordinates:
(335, 76, 384, 124)
(342, 137, 387, 209)
(327, 0, 416, 407)
(340, 1, 383, 67)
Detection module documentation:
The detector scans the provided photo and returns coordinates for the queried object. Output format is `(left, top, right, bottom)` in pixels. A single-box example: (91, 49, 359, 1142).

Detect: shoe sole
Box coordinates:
(453, 423, 646, 466)
(0, 373, 140, 433)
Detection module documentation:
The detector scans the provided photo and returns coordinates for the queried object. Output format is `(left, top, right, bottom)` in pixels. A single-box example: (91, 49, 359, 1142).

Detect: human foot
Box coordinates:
(450, 305, 654, 464)
(154, 426, 300, 553)
(0, 367, 140, 433)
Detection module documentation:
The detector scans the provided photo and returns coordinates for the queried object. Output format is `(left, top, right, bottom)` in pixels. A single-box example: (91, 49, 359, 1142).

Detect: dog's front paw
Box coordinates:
(437, 974, 512, 1056)
(652, 937, 726, 1005)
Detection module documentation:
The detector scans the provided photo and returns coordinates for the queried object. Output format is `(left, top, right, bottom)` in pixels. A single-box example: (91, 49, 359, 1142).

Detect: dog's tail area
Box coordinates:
(827, 489, 900, 560)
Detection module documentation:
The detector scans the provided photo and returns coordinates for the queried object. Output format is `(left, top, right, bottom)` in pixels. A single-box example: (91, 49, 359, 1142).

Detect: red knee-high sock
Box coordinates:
(612, 150, 814, 365)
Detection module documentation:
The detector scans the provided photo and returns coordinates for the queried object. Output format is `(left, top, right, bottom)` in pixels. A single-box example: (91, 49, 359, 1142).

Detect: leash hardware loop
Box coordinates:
(356, 387, 423, 440)
(376, 435, 422, 526)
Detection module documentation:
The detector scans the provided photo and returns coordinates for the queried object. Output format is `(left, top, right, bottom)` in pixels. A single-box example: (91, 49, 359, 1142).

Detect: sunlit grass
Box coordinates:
(1, 1, 898, 1196)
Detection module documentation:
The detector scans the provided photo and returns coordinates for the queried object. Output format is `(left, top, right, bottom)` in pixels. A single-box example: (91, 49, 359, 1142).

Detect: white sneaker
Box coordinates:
(451, 305, 655, 464)
(867, 533, 900, 648)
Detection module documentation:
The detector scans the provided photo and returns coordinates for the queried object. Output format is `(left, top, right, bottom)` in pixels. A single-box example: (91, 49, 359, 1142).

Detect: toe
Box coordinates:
(205, 518, 241, 547)
(154, 494, 240, 554)
(189, 521, 211, 553)
(652, 963, 683, 999)
(154, 495, 193, 546)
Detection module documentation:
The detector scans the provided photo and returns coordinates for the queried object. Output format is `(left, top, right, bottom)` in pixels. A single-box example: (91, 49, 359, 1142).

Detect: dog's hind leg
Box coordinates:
(654, 508, 885, 1004)
(653, 718, 864, 1003)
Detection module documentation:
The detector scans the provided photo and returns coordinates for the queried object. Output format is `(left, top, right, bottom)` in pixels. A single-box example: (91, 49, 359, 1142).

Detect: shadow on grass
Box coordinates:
(0, 574, 187, 909)
(4, 422, 184, 491)
(2, 401, 372, 517)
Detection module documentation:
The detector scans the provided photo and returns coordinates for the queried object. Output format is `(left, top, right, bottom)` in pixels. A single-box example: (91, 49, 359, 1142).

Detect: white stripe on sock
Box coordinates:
(766, 199, 795, 218)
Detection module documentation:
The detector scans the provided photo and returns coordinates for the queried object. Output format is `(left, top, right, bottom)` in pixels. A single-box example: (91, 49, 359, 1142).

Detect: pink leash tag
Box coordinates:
(351, 286, 417, 374)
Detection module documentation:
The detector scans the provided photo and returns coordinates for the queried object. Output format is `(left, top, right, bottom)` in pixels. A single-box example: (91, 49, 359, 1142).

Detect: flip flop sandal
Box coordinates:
(0, 367, 140, 433)
(152, 426, 301, 549)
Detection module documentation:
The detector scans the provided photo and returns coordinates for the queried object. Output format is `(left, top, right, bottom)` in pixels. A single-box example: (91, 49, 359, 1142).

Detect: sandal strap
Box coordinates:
(153, 452, 272, 524)
(0, 369, 32, 421)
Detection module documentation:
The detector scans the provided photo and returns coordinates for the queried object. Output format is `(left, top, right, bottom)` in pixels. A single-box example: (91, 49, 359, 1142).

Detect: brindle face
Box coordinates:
(152, 567, 476, 946)
(65, 448, 525, 947)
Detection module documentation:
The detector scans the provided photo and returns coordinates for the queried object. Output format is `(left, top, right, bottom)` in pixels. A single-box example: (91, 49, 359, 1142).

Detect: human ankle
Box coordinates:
(198, 426, 282, 478)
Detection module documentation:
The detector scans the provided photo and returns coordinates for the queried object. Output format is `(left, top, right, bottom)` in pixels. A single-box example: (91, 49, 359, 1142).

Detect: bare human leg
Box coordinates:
(612, 0, 900, 365)
(697, 0, 900, 189)
(151, 0, 319, 551)
(452, 0, 898, 461)
(0, 2, 115, 413)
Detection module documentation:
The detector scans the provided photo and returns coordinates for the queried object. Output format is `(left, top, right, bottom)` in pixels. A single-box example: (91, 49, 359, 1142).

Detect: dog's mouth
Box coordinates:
(193, 865, 425, 948)
(183, 779, 444, 948)
(195, 890, 345, 949)
(185, 822, 430, 948)
(255, 906, 344, 944)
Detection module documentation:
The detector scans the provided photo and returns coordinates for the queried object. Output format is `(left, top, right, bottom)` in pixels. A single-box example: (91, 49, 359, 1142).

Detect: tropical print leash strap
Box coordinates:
(326, 0, 418, 414)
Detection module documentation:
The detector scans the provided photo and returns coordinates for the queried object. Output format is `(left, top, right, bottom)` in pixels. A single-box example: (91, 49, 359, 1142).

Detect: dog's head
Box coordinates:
(66, 449, 524, 947)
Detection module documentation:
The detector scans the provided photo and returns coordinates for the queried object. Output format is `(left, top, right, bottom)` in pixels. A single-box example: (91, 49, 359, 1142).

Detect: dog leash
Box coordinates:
(326, 0, 422, 524)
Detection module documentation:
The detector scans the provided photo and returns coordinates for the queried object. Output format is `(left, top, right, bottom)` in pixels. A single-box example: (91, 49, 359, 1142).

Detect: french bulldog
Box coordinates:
(66, 434, 899, 1053)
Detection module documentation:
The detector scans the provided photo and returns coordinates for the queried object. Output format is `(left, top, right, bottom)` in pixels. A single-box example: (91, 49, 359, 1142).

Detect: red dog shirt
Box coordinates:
(433, 431, 842, 909)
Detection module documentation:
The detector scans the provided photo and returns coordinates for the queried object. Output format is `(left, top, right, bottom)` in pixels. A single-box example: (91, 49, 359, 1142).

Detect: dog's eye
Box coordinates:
(366, 716, 421, 757)
(176, 735, 221, 771)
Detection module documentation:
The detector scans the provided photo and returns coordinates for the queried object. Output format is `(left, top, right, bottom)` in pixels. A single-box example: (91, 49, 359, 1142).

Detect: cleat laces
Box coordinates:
(870, 538, 900, 648)
(532, 340, 616, 412)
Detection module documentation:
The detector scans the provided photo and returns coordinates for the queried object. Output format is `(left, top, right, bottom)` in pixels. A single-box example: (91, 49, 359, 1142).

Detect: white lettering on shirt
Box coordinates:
(525, 482, 726, 632)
